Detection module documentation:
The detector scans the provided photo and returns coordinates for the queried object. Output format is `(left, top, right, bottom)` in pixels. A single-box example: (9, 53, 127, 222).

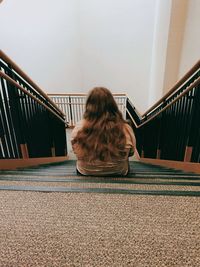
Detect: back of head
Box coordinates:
(84, 87, 121, 121)
(73, 87, 127, 161)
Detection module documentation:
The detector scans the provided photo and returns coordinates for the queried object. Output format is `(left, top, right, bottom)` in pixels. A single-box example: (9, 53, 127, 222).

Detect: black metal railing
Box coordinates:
(127, 60, 200, 163)
(4, 46, 198, 163)
(0, 50, 67, 159)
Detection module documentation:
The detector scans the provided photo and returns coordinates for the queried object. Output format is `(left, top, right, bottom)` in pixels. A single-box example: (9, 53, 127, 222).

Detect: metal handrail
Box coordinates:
(125, 60, 200, 128)
(142, 60, 200, 117)
(0, 50, 65, 117)
(0, 71, 65, 122)
(138, 76, 200, 128)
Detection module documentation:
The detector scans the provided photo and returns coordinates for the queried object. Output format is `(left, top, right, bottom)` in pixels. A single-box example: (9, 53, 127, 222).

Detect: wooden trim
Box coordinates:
(142, 59, 200, 117)
(141, 158, 200, 174)
(0, 71, 65, 123)
(0, 50, 64, 116)
(0, 156, 69, 170)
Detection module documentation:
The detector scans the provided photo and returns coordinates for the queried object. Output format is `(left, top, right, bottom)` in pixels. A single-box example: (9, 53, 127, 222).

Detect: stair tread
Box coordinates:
(0, 184, 200, 197)
(0, 161, 199, 196)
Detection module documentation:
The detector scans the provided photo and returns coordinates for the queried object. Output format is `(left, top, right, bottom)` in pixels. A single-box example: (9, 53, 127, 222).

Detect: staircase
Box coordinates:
(1, 161, 200, 196)
(1, 49, 200, 267)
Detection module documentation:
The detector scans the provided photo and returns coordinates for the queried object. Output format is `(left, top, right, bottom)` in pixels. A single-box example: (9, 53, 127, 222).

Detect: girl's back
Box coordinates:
(71, 87, 137, 176)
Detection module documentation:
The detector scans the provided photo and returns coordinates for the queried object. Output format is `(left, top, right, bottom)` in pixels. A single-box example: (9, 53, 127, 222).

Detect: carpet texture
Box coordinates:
(0, 161, 199, 266)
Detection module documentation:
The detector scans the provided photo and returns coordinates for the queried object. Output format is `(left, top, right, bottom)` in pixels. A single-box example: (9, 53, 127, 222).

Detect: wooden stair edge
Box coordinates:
(141, 158, 200, 174)
(0, 156, 69, 170)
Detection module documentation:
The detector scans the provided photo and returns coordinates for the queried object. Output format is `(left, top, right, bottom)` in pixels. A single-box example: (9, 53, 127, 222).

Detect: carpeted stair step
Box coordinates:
(0, 161, 200, 196)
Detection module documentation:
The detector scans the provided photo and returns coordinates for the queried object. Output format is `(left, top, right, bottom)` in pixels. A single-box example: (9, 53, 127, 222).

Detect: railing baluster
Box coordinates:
(48, 94, 127, 128)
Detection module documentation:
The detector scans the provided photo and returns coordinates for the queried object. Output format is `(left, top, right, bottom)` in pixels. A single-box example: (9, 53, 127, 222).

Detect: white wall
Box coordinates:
(148, 0, 172, 107)
(0, 0, 158, 113)
(162, 0, 188, 94)
(0, 0, 81, 91)
(79, 0, 157, 112)
(2, 1, 199, 114)
(179, 0, 200, 77)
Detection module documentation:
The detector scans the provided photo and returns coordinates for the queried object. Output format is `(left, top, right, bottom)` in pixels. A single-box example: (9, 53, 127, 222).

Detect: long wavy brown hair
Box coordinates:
(72, 87, 128, 161)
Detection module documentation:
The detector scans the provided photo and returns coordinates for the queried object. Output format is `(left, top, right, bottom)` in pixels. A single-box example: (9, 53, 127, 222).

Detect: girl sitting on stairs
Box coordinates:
(71, 87, 139, 176)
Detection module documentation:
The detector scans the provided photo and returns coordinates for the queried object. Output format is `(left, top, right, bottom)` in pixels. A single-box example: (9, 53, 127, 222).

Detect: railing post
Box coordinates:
(51, 146, 56, 157)
(184, 146, 193, 162)
(68, 96, 73, 126)
(156, 149, 161, 159)
(157, 101, 168, 160)
(141, 149, 145, 158)
(184, 82, 200, 162)
(20, 144, 29, 159)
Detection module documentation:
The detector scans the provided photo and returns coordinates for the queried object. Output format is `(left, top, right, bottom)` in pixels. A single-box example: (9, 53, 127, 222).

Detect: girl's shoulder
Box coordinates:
(71, 120, 85, 140)
(123, 122, 134, 133)
(123, 122, 136, 145)
(76, 119, 85, 128)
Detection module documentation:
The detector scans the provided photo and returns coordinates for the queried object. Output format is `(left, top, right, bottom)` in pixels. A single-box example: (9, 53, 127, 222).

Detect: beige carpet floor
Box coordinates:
(0, 191, 199, 267)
